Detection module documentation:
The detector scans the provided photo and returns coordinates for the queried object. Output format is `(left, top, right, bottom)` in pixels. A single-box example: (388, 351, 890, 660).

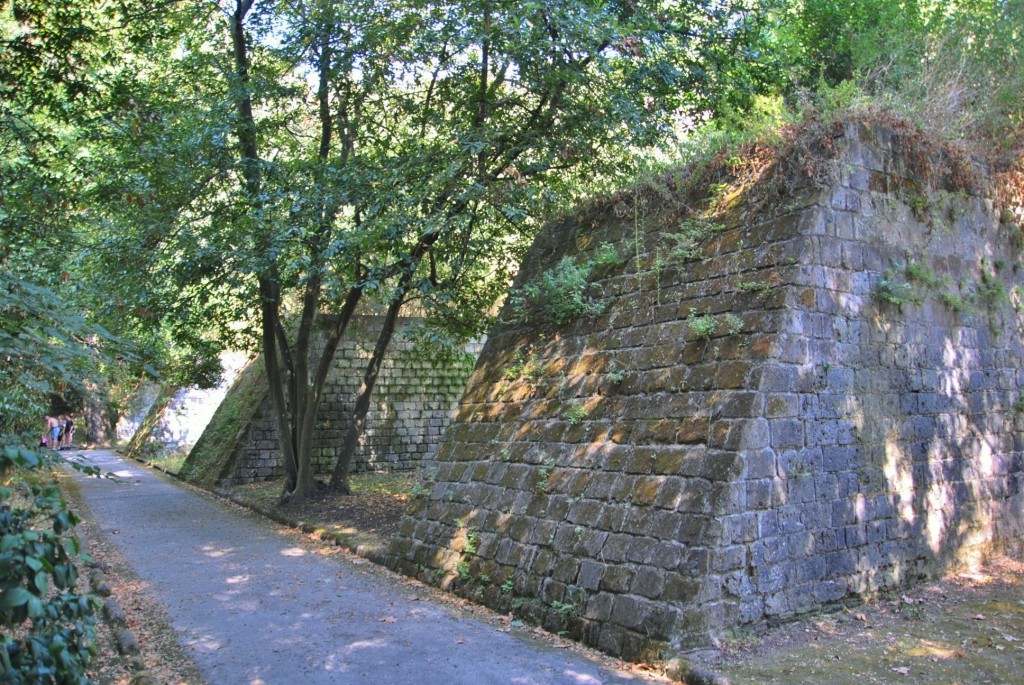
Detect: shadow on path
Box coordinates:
(67, 450, 658, 685)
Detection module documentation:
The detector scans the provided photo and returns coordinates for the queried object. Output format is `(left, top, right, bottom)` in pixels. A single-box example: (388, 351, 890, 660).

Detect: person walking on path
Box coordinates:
(68, 450, 654, 685)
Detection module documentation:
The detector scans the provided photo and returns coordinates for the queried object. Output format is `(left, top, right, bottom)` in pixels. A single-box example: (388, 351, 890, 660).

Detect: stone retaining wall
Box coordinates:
(123, 352, 250, 462)
(225, 317, 480, 484)
(386, 120, 1024, 659)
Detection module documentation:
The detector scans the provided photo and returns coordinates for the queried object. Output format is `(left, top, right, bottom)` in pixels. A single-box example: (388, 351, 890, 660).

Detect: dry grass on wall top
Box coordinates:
(178, 358, 266, 488)
(574, 107, 1001, 248)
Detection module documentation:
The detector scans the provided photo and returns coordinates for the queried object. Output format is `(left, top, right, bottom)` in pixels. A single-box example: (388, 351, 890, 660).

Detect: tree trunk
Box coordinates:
(229, 0, 302, 498)
(329, 237, 437, 492)
(328, 293, 404, 493)
(273, 18, 358, 503)
(276, 285, 363, 500)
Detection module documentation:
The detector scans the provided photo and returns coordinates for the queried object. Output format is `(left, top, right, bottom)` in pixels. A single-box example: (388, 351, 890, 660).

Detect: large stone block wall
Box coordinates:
(226, 317, 480, 484)
(124, 352, 250, 461)
(386, 121, 1024, 659)
(114, 382, 163, 444)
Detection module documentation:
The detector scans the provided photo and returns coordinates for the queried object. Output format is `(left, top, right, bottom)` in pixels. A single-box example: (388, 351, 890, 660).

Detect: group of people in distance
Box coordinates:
(43, 414, 75, 450)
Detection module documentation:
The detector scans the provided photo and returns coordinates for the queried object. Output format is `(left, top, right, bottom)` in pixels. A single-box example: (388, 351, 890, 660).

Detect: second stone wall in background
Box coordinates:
(226, 317, 481, 485)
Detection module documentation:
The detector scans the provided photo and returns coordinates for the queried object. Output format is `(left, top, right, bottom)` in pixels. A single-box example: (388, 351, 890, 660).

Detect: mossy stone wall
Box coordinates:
(186, 316, 480, 487)
(386, 121, 1024, 659)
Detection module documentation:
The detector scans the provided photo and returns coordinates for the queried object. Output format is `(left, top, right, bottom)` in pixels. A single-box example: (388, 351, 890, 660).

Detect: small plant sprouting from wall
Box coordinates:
(739, 280, 772, 294)
(905, 186, 933, 219)
(789, 458, 812, 479)
(978, 266, 1009, 305)
(502, 350, 542, 383)
(872, 259, 1012, 318)
(905, 261, 941, 288)
(606, 368, 626, 384)
(1012, 394, 1024, 416)
(549, 587, 587, 628)
(664, 218, 720, 264)
(723, 313, 744, 336)
(451, 528, 480, 584)
(562, 400, 588, 425)
(509, 243, 622, 327)
(874, 271, 919, 305)
(688, 308, 717, 340)
(940, 291, 970, 313)
(874, 260, 939, 306)
(536, 457, 556, 493)
(647, 217, 723, 306)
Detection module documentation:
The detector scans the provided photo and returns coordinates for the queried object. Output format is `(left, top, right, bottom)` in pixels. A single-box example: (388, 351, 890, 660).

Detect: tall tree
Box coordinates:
(92, 0, 773, 501)
(226, 0, 780, 500)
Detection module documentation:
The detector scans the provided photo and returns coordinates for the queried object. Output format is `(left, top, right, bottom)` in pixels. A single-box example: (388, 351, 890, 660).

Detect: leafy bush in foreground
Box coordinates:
(0, 442, 98, 684)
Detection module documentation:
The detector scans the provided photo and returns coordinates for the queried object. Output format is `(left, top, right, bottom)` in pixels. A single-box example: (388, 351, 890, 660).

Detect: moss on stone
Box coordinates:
(123, 388, 172, 461)
(178, 358, 266, 489)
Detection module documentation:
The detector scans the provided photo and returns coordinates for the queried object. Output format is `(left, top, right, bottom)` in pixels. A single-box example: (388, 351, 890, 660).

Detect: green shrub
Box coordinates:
(687, 309, 717, 340)
(723, 313, 744, 336)
(0, 442, 99, 684)
(509, 243, 621, 327)
(874, 271, 919, 305)
(665, 219, 718, 263)
(606, 369, 626, 384)
(562, 401, 588, 425)
(905, 261, 941, 287)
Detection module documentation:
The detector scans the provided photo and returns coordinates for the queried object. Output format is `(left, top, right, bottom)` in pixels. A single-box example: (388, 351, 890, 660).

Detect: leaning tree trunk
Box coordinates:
(328, 237, 437, 493)
(328, 294, 404, 494)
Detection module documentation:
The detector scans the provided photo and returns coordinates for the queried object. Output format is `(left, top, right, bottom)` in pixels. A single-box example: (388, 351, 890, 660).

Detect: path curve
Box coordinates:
(68, 450, 658, 685)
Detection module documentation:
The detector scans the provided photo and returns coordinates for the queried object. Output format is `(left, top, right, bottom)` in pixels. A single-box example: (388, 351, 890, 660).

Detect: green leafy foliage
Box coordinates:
(874, 275, 919, 306)
(0, 273, 125, 436)
(0, 443, 99, 684)
(687, 309, 717, 340)
(509, 257, 605, 327)
(774, 0, 926, 89)
(606, 369, 626, 384)
(535, 458, 556, 494)
(562, 401, 588, 426)
(92, 0, 772, 499)
(723, 313, 744, 336)
(509, 243, 621, 326)
(665, 219, 718, 263)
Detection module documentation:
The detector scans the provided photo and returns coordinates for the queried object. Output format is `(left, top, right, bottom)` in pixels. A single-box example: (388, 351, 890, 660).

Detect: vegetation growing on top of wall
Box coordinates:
(178, 359, 265, 489)
(571, 86, 1010, 268)
(507, 242, 623, 327)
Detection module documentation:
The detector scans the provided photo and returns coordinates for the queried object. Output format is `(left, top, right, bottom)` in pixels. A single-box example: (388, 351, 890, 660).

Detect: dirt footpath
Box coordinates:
(65, 450, 665, 685)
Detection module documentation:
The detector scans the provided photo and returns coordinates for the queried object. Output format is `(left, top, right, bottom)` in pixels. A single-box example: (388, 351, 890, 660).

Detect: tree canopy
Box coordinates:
(59, 0, 775, 499)
(2, 0, 1021, 498)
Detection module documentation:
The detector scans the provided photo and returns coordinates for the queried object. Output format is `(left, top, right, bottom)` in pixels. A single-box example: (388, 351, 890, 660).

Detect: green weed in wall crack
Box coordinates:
(688, 309, 717, 340)
(664, 218, 720, 263)
(508, 243, 622, 327)
(606, 369, 626, 384)
(502, 349, 542, 383)
(536, 458, 556, 493)
(739, 280, 772, 293)
(562, 400, 588, 425)
(723, 313, 744, 335)
(874, 271, 919, 305)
